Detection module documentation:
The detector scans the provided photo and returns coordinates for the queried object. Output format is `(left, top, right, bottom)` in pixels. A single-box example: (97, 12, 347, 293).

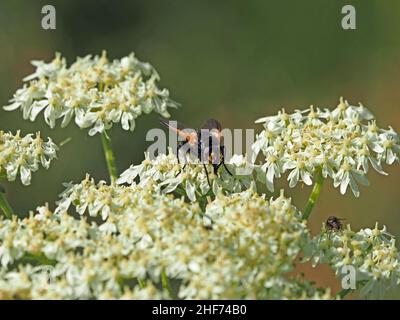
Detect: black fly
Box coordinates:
(160, 118, 233, 186)
(326, 216, 345, 231)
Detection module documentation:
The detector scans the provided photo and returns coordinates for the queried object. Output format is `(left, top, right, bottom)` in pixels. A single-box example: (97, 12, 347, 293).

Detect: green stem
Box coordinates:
(137, 278, 146, 289)
(19, 253, 56, 266)
(302, 168, 324, 220)
(0, 186, 13, 219)
(161, 270, 172, 296)
(337, 288, 354, 299)
(100, 132, 118, 184)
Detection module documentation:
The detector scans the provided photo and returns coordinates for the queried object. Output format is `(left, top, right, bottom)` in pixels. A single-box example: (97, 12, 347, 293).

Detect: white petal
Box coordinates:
(129, 118, 136, 131)
(340, 172, 350, 195)
(369, 157, 387, 175)
(160, 176, 182, 193)
(266, 165, 275, 192)
(20, 166, 32, 186)
(88, 120, 105, 136)
(75, 109, 92, 128)
(121, 112, 131, 131)
(288, 168, 299, 188)
(349, 174, 360, 197)
(44, 105, 56, 128)
(386, 149, 396, 165)
(29, 100, 48, 121)
(6, 165, 18, 182)
(116, 165, 140, 185)
(371, 142, 385, 154)
(3, 102, 21, 111)
(61, 109, 74, 128)
(185, 180, 196, 202)
(301, 171, 313, 186)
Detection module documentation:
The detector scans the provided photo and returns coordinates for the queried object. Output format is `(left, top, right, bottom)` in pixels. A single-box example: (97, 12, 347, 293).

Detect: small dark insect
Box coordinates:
(326, 216, 345, 231)
(160, 118, 233, 186)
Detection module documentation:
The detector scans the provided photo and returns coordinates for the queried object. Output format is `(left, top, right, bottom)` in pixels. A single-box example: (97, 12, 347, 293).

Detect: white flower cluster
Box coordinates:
(253, 98, 400, 196)
(117, 149, 256, 202)
(0, 195, 177, 299)
(3, 52, 178, 136)
(261, 276, 331, 300)
(187, 190, 311, 299)
(0, 131, 58, 185)
(309, 223, 400, 299)
(0, 178, 321, 299)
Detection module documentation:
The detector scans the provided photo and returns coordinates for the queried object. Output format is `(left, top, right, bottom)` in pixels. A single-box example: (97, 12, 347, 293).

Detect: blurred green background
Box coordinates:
(1, 0, 400, 295)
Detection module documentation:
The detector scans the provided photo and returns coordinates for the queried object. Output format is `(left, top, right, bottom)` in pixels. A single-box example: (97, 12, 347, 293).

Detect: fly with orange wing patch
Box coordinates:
(160, 118, 233, 187)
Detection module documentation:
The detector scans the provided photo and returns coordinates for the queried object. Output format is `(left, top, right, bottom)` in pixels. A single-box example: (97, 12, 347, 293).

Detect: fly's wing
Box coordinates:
(201, 119, 222, 131)
(199, 119, 224, 164)
(159, 117, 198, 144)
(200, 118, 223, 144)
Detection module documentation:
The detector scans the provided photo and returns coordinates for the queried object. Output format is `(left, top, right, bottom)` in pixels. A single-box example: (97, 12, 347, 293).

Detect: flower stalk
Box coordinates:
(302, 168, 324, 220)
(20, 253, 56, 266)
(101, 132, 118, 184)
(137, 278, 146, 289)
(0, 185, 13, 219)
(161, 270, 173, 297)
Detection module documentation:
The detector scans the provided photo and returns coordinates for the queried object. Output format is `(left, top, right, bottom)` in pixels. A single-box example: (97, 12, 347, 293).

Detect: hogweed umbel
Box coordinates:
(3, 51, 179, 183)
(116, 149, 257, 202)
(4, 51, 178, 135)
(0, 131, 59, 218)
(307, 223, 400, 299)
(253, 97, 400, 219)
(0, 131, 58, 186)
(0, 178, 321, 299)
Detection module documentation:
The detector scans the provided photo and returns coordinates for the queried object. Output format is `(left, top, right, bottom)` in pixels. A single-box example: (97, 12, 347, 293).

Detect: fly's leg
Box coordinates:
(175, 140, 189, 177)
(220, 145, 233, 176)
(203, 163, 211, 187)
(176, 164, 187, 177)
(213, 163, 220, 175)
(222, 162, 233, 176)
(214, 161, 233, 177)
